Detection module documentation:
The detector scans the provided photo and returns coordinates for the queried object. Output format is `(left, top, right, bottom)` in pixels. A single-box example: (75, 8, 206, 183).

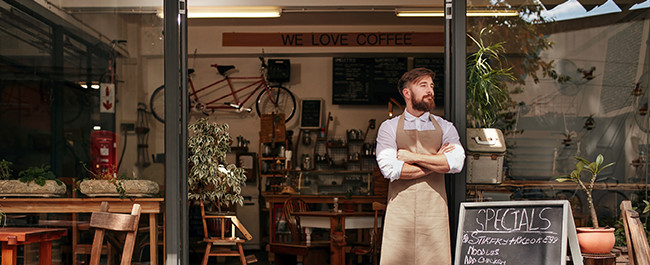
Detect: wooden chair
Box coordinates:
(89, 201, 142, 265)
(199, 200, 253, 265)
(620, 200, 650, 265)
(348, 201, 386, 265)
(269, 198, 329, 265)
(283, 197, 309, 243)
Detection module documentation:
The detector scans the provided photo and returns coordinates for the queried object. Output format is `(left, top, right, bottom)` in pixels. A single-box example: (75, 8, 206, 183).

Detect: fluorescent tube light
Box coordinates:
(467, 10, 518, 17)
(395, 8, 445, 17)
(395, 8, 518, 17)
(157, 7, 281, 18)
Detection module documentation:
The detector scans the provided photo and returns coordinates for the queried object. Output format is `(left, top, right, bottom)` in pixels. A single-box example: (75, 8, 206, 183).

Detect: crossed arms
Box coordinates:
(398, 143, 455, 180)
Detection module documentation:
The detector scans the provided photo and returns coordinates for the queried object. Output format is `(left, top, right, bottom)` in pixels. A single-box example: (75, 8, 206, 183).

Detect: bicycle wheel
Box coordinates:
(149, 85, 165, 123)
(255, 86, 296, 123)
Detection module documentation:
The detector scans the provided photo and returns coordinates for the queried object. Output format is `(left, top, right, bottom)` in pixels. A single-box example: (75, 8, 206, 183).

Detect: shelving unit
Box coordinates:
(259, 114, 288, 195)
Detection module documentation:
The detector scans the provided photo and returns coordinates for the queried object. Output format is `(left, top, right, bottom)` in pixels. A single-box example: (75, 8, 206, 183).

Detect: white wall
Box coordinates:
(141, 23, 445, 165)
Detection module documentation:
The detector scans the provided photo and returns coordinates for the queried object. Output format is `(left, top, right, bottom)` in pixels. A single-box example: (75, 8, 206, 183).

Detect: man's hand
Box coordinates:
(437, 143, 455, 154)
(397, 149, 419, 164)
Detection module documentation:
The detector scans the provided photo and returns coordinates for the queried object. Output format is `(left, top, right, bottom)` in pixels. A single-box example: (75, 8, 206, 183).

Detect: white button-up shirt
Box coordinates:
(376, 111, 465, 182)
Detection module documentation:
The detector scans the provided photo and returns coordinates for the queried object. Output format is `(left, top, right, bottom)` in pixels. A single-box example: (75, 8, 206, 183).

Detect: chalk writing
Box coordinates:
(457, 204, 566, 265)
(475, 207, 553, 233)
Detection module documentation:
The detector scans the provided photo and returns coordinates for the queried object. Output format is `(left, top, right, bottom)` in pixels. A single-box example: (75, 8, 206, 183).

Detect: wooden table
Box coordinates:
(0, 227, 67, 265)
(292, 211, 378, 265)
(0, 198, 164, 265)
(263, 195, 386, 245)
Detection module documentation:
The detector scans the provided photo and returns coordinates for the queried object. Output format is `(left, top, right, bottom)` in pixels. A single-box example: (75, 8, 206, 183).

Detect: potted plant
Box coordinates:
(466, 29, 516, 129)
(331, 223, 346, 247)
(188, 118, 246, 214)
(555, 154, 616, 254)
(78, 163, 159, 198)
(0, 162, 66, 197)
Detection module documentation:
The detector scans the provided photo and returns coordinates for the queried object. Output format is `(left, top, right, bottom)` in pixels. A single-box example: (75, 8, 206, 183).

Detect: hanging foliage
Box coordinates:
(188, 118, 247, 212)
(467, 29, 516, 128)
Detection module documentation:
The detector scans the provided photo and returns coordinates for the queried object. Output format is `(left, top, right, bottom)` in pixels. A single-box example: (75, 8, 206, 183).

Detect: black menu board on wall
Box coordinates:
(332, 57, 407, 105)
(413, 56, 445, 107)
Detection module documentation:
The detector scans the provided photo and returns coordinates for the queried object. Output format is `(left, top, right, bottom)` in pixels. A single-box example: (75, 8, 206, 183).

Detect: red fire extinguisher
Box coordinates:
(90, 130, 117, 178)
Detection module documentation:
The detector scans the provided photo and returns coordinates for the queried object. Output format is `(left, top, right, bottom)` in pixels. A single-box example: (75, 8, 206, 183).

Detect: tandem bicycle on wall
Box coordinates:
(149, 56, 296, 123)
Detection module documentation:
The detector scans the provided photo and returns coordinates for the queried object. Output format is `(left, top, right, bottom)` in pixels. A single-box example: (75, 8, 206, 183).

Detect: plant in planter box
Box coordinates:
(18, 165, 62, 186)
(555, 154, 616, 254)
(0, 159, 12, 180)
(78, 163, 159, 198)
(188, 118, 246, 213)
(0, 163, 66, 197)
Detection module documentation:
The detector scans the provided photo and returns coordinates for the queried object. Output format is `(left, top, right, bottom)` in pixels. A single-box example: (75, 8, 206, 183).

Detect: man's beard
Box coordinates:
(411, 95, 435, 112)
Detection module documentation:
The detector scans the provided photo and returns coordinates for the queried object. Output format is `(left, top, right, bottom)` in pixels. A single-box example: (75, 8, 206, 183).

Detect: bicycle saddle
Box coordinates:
(216, 65, 235, 76)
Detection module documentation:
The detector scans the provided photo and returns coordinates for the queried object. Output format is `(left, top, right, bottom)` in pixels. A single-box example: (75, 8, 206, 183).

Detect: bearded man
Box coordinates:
(375, 68, 465, 265)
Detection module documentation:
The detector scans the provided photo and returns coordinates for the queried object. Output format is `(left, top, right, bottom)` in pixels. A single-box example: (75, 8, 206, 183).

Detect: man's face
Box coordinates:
(407, 76, 435, 112)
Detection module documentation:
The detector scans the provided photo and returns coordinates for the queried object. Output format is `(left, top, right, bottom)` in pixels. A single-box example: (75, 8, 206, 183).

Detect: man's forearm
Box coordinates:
(399, 163, 431, 180)
(411, 153, 450, 173)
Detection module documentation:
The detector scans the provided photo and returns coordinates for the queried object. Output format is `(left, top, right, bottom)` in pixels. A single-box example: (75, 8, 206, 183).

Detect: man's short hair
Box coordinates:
(397, 68, 436, 98)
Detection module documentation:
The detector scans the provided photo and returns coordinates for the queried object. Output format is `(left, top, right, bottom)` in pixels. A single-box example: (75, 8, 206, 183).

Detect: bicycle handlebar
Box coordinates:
(259, 57, 267, 68)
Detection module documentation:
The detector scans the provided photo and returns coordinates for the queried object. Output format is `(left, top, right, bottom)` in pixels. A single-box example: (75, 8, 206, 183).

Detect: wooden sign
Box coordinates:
(455, 200, 583, 265)
(223, 32, 443, 47)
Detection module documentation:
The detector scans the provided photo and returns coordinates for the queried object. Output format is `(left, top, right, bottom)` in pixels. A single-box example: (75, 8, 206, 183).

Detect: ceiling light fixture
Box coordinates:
(157, 7, 281, 18)
(192, 7, 281, 18)
(395, 8, 518, 17)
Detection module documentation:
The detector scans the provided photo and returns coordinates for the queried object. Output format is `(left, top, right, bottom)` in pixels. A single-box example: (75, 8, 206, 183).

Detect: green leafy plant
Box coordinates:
(18, 165, 62, 186)
(79, 162, 128, 198)
(467, 3, 554, 85)
(188, 118, 246, 212)
(555, 154, 614, 228)
(466, 29, 516, 129)
(0, 159, 13, 180)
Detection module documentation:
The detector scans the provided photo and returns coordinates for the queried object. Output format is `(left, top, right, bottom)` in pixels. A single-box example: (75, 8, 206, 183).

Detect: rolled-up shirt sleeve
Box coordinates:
(376, 119, 403, 182)
(438, 117, 466, 173)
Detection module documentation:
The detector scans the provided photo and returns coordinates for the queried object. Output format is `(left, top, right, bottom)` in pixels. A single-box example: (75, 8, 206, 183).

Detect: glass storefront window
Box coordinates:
(0, 0, 166, 262)
(467, 0, 650, 227)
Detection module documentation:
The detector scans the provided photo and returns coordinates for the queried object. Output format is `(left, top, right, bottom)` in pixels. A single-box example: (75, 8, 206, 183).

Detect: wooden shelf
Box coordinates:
(260, 157, 286, 160)
(261, 174, 287, 178)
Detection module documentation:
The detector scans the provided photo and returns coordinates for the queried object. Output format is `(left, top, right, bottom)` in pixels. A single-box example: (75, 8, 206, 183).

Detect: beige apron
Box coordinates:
(380, 114, 451, 265)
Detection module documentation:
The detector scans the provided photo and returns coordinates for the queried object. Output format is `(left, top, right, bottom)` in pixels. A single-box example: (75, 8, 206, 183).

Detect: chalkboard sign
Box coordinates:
(413, 56, 445, 107)
(332, 57, 407, 105)
(300, 98, 324, 129)
(455, 200, 582, 265)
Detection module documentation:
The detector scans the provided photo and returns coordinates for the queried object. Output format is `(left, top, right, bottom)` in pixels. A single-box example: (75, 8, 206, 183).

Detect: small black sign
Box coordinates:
(300, 99, 323, 129)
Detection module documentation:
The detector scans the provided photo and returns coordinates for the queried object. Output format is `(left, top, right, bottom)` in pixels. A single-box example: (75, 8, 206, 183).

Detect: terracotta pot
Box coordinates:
(576, 227, 615, 254)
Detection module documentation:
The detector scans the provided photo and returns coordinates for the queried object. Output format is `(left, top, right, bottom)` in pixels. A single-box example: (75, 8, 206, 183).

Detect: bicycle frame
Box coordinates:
(150, 60, 297, 123)
(189, 73, 274, 110)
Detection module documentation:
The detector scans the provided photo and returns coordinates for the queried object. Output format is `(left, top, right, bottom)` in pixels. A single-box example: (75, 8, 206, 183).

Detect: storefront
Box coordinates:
(0, 0, 648, 264)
